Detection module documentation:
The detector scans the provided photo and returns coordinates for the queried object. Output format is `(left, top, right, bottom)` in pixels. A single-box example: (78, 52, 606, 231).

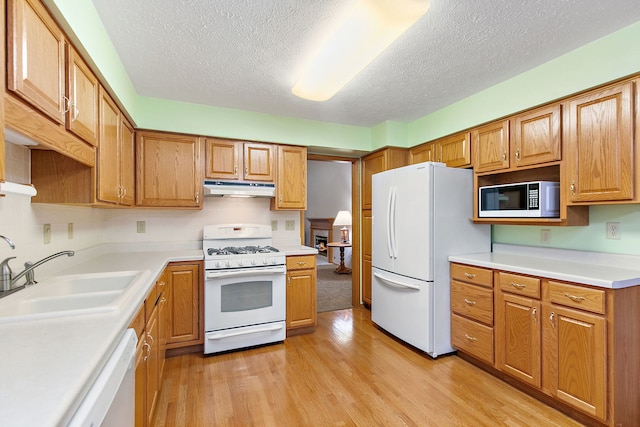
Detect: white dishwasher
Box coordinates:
(67, 328, 137, 427)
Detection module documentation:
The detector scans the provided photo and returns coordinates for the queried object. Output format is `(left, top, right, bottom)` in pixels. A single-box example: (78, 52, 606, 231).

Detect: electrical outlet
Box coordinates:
(68, 223, 74, 240)
(540, 229, 551, 244)
(285, 220, 295, 231)
(137, 221, 146, 234)
(606, 222, 621, 240)
(43, 224, 51, 244)
(271, 220, 278, 231)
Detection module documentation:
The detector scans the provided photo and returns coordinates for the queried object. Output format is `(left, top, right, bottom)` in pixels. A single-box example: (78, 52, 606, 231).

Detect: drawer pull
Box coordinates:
(464, 273, 476, 279)
(464, 334, 477, 342)
(510, 282, 526, 289)
(296, 261, 306, 265)
(463, 298, 477, 306)
(564, 293, 586, 303)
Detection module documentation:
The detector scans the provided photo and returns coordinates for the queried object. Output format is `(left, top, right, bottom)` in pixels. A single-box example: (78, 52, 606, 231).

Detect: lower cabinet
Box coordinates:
(450, 262, 640, 427)
(286, 255, 317, 331)
(165, 261, 203, 347)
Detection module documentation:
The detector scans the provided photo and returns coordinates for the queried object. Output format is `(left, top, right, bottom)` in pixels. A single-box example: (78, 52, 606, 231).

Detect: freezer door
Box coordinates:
(392, 163, 433, 281)
(371, 169, 395, 272)
(371, 268, 433, 354)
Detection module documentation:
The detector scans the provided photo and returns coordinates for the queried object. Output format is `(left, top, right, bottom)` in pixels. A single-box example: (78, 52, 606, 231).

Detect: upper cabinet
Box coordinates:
(66, 46, 99, 146)
(362, 147, 408, 210)
(512, 104, 561, 168)
(271, 145, 307, 210)
(409, 132, 471, 168)
(7, 0, 65, 124)
(473, 120, 510, 173)
(564, 81, 635, 204)
(136, 131, 204, 208)
(205, 138, 274, 182)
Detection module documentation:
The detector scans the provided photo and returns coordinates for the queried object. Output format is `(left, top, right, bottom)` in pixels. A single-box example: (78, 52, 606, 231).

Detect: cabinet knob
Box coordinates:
(502, 152, 507, 161)
(549, 312, 556, 328)
(234, 166, 238, 176)
(570, 180, 576, 195)
(515, 149, 521, 161)
(531, 307, 537, 321)
(195, 191, 200, 204)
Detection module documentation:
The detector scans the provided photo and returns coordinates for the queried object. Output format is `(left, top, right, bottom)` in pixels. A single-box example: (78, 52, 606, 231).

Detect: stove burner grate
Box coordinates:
(206, 245, 280, 256)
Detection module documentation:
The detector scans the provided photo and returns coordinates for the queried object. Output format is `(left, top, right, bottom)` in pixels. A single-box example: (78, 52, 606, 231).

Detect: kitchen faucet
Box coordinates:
(0, 250, 75, 292)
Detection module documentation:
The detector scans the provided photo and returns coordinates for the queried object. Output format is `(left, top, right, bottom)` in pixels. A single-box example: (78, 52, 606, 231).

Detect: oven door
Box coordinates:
(204, 265, 286, 332)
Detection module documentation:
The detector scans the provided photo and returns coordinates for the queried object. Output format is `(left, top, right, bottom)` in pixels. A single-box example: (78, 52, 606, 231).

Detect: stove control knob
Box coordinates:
(271, 259, 276, 265)
(215, 261, 221, 268)
(262, 259, 268, 265)
(238, 260, 243, 266)
(225, 261, 231, 268)
(251, 259, 256, 265)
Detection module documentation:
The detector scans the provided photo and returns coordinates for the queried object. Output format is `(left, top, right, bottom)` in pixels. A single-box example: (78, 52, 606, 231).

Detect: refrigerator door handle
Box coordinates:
(374, 272, 420, 290)
(386, 188, 394, 258)
(390, 186, 398, 259)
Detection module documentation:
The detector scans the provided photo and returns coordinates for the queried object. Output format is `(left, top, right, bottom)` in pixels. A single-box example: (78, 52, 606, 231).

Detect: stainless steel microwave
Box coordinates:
(478, 181, 560, 218)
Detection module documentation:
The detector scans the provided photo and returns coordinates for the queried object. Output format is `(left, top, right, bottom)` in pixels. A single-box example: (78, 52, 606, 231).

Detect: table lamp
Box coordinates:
(333, 211, 352, 243)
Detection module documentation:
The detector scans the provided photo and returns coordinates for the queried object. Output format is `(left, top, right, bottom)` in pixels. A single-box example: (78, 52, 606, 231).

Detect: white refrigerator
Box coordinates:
(371, 162, 490, 357)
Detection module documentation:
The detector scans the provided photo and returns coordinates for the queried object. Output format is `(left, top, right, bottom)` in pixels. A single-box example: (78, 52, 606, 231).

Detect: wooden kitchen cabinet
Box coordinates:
(165, 261, 203, 348)
(451, 261, 640, 426)
(271, 145, 307, 210)
(136, 131, 204, 208)
(450, 263, 494, 364)
(512, 104, 561, 168)
(564, 81, 635, 203)
(409, 132, 471, 168)
(205, 138, 274, 182)
(361, 147, 408, 210)
(362, 210, 372, 305)
(97, 87, 134, 205)
(286, 255, 317, 332)
(495, 272, 541, 388)
(66, 45, 99, 146)
(472, 119, 510, 173)
(7, 0, 66, 124)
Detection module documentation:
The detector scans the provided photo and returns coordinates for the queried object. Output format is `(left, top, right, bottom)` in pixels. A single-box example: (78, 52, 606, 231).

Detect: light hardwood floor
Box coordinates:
(154, 308, 583, 427)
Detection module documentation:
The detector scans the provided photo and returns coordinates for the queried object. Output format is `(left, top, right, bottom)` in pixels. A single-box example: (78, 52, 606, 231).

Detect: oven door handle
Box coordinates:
(207, 323, 284, 340)
(206, 267, 285, 279)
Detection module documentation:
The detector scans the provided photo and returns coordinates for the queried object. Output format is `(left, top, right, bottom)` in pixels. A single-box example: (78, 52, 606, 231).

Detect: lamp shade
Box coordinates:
(333, 211, 352, 227)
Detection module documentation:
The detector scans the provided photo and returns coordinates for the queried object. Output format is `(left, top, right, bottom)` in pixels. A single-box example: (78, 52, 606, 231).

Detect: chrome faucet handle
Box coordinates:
(0, 235, 15, 249)
(23, 261, 36, 286)
(0, 257, 16, 292)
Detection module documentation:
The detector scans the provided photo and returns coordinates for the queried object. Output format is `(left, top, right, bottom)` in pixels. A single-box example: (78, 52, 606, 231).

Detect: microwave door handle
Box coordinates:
(374, 272, 420, 290)
(206, 267, 284, 279)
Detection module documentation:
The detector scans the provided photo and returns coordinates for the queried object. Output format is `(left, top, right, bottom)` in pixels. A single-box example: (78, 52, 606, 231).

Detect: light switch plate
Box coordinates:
(137, 221, 146, 234)
(271, 220, 278, 231)
(285, 220, 295, 231)
(68, 223, 74, 240)
(43, 224, 51, 244)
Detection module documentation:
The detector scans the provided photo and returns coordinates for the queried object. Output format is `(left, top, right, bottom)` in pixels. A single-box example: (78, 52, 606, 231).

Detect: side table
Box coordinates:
(326, 242, 352, 274)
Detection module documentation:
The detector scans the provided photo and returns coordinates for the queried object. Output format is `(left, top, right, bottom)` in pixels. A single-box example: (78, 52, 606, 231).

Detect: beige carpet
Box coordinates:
(317, 264, 353, 313)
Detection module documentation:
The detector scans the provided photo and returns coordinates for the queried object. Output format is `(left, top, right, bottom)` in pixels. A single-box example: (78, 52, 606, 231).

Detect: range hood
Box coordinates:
(203, 180, 275, 197)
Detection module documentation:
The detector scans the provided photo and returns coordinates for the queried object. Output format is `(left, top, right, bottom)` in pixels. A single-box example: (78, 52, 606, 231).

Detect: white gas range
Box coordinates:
(202, 224, 286, 354)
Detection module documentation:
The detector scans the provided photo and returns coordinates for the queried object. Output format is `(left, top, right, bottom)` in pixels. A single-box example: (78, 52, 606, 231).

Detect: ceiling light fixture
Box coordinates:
(291, 0, 430, 102)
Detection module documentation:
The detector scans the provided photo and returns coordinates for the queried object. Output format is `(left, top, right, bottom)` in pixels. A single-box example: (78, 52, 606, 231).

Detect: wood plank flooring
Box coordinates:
(154, 308, 583, 426)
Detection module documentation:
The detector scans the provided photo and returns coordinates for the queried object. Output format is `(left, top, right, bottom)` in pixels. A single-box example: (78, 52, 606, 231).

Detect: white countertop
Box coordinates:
(0, 244, 203, 427)
(448, 244, 640, 289)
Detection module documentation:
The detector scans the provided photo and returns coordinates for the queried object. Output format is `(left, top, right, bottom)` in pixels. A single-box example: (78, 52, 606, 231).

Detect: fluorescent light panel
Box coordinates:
(292, 0, 430, 102)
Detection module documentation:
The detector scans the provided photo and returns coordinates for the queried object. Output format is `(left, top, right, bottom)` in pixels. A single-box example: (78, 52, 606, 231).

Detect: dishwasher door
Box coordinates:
(68, 328, 137, 427)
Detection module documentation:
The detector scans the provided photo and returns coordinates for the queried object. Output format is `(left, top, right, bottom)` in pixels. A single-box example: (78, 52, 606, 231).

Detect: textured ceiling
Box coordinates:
(90, 0, 640, 128)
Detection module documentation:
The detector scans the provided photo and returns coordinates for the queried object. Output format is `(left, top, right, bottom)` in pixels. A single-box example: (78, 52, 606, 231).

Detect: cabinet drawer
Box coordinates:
(451, 280, 493, 325)
(499, 272, 540, 298)
(548, 281, 605, 314)
(451, 314, 494, 365)
(129, 305, 145, 339)
(286, 255, 316, 271)
(450, 263, 493, 288)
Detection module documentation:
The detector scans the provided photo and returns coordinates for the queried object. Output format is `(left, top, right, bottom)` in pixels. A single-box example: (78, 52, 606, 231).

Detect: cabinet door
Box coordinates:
(566, 82, 634, 202)
(136, 131, 203, 208)
(66, 46, 99, 146)
(97, 88, 120, 205)
(7, 0, 66, 124)
(473, 120, 510, 173)
(120, 117, 135, 206)
(362, 151, 387, 210)
(495, 291, 541, 388)
(166, 263, 202, 347)
(286, 268, 317, 329)
(145, 306, 159, 427)
(409, 143, 435, 164)
(513, 104, 561, 167)
(438, 132, 471, 168)
(134, 335, 147, 427)
(545, 305, 607, 421)
(273, 145, 307, 210)
(362, 256, 372, 306)
(244, 143, 274, 181)
(205, 138, 241, 179)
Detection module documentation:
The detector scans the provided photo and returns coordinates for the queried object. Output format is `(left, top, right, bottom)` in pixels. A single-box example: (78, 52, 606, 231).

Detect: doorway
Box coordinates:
(306, 154, 361, 310)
